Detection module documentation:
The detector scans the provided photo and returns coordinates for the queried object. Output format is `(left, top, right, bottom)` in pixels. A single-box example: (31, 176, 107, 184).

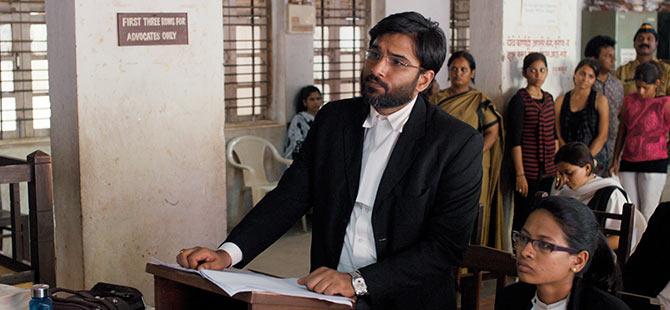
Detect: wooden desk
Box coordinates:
(146, 264, 353, 309)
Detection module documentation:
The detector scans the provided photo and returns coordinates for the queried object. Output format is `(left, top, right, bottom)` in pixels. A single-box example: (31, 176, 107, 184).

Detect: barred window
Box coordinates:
(0, 0, 49, 140)
(223, 0, 272, 123)
(313, 0, 370, 103)
(450, 0, 469, 53)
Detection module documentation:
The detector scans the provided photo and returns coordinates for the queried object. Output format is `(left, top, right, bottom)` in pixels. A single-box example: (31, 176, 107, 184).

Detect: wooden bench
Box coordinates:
(0, 151, 55, 286)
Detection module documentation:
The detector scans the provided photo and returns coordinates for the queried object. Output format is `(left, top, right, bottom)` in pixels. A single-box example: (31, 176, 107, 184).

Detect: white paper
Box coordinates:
(149, 258, 353, 307)
(149, 257, 200, 274)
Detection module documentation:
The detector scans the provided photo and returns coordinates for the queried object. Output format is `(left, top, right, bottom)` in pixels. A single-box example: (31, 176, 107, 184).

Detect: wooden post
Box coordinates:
(27, 150, 56, 287)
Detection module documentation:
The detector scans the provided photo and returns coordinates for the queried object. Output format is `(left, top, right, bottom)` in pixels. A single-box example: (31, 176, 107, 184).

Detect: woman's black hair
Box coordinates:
(369, 11, 447, 74)
(522, 52, 548, 74)
(448, 51, 476, 83)
(555, 142, 595, 174)
(295, 85, 321, 113)
(574, 58, 601, 78)
(634, 61, 662, 85)
(531, 196, 621, 293)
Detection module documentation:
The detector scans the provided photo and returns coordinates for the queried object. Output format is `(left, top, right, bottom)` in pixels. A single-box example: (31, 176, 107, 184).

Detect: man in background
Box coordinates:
(616, 23, 670, 96)
(585, 35, 623, 174)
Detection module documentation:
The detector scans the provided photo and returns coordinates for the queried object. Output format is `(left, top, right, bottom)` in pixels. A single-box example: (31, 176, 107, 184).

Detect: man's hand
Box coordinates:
(176, 246, 232, 270)
(297, 267, 355, 298)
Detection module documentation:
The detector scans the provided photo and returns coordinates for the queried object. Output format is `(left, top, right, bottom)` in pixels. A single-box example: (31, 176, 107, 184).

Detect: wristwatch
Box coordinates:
(349, 270, 369, 296)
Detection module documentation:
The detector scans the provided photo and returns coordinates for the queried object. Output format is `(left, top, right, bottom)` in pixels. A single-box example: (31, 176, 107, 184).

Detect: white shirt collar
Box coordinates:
(362, 96, 417, 132)
(532, 292, 569, 310)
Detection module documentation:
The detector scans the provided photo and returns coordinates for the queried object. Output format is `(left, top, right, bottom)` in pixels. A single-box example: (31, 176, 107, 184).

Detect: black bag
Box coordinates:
(52, 282, 144, 310)
(90, 282, 144, 310)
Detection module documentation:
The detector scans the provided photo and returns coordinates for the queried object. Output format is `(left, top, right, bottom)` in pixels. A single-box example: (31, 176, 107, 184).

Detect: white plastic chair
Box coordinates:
(226, 135, 308, 232)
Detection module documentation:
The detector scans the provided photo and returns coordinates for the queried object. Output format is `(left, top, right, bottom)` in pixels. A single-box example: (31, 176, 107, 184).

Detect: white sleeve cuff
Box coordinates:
(218, 242, 243, 267)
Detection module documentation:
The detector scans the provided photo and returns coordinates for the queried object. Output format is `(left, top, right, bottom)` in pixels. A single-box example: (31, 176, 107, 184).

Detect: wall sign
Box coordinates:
(287, 4, 315, 33)
(117, 13, 188, 46)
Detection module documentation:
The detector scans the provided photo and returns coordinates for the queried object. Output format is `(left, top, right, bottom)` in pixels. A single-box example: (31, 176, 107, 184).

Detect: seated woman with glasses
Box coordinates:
(496, 196, 630, 310)
(552, 142, 647, 253)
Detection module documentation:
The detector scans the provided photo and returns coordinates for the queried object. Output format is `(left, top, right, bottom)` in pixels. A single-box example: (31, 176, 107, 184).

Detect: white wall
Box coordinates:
(471, 0, 583, 108)
(469, 0, 505, 105)
(48, 0, 226, 303)
(46, 0, 83, 289)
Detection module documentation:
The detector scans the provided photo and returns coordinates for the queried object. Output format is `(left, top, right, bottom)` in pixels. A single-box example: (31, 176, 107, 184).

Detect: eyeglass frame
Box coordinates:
(364, 48, 426, 72)
(511, 230, 579, 255)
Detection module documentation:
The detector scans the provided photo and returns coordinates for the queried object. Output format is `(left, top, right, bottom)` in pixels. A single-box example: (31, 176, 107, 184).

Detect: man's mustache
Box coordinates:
(364, 75, 389, 92)
(639, 43, 651, 49)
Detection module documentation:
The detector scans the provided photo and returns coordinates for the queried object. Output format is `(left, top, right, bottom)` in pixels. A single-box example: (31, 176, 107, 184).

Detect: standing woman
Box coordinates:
(610, 62, 670, 222)
(431, 51, 505, 248)
(555, 59, 610, 176)
(495, 196, 630, 309)
(507, 52, 558, 232)
(283, 85, 323, 159)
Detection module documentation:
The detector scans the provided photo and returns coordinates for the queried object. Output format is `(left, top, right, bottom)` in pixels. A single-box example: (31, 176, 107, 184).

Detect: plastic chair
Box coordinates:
(226, 135, 308, 232)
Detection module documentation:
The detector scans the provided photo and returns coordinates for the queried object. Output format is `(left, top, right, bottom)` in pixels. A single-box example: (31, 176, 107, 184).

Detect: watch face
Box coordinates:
(351, 273, 367, 295)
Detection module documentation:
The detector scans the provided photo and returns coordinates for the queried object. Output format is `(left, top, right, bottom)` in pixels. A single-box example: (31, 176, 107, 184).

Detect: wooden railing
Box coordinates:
(0, 150, 55, 286)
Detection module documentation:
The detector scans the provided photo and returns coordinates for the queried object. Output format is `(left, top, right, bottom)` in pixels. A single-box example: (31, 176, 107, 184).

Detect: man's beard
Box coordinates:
(361, 73, 419, 109)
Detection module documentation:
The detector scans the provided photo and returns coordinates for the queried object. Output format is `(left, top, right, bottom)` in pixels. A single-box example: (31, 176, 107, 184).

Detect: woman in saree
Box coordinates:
(431, 51, 505, 248)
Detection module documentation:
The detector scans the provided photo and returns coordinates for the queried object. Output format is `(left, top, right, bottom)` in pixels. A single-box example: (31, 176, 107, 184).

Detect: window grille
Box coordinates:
(313, 0, 370, 103)
(450, 0, 469, 53)
(0, 0, 49, 140)
(223, 0, 272, 123)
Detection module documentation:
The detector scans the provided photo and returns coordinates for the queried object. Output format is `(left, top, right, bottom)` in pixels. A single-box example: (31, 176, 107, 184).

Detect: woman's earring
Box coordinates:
(572, 267, 578, 272)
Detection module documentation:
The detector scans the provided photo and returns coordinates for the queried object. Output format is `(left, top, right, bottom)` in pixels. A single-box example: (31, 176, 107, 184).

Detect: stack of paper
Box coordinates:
(149, 258, 353, 307)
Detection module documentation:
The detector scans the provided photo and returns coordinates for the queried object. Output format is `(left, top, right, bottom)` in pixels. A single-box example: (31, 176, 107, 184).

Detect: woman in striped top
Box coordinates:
(507, 52, 559, 232)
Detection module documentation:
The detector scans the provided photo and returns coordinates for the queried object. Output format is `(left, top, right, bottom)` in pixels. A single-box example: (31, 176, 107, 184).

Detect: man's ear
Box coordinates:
(416, 70, 436, 93)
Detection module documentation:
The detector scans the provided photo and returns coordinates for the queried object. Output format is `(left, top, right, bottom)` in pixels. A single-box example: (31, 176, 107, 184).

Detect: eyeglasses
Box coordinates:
(364, 49, 424, 71)
(512, 231, 579, 255)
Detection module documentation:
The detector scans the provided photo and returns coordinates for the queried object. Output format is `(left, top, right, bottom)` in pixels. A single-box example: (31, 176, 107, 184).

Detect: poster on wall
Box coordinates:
(587, 0, 670, 12)
(117, 13, 188, 46)
(287, 1, 315, 33)
(502, 0, 578, 97)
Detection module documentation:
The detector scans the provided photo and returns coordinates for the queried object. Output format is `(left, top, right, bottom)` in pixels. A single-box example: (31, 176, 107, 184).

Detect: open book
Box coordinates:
(148, 258, 353, 307)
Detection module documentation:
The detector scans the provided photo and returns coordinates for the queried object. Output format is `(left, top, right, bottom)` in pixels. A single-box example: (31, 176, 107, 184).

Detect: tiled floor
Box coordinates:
(245, 226, 311, 278)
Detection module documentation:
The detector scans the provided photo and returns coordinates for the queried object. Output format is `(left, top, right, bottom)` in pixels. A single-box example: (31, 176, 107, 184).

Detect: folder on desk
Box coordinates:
(148, 258, 353, 307)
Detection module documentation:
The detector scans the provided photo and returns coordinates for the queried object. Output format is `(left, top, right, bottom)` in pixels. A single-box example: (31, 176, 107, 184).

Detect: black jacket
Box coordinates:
(225, 96, 483, 309)
(495, 281, 630, 310)
(623, 202, 670, 296)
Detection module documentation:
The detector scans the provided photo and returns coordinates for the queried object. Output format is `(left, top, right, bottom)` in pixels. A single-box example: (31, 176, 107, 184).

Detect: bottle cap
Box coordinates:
(31, 284, 49, 298)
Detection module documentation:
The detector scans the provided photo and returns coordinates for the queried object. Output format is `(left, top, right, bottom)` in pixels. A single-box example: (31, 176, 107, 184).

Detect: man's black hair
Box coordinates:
(584, 35, 616, 59)
(368, 11, 447, 74)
